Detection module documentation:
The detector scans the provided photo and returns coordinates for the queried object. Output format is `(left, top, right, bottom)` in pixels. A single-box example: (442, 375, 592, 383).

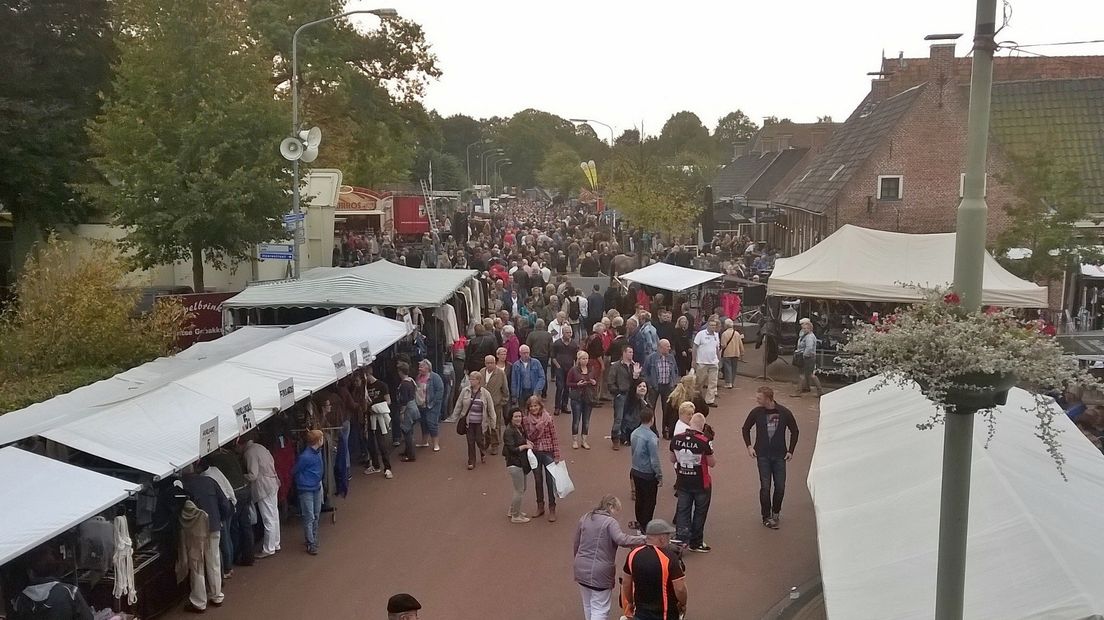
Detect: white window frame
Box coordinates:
(959, 173, 988, 198)
(877, 175, 904, 201)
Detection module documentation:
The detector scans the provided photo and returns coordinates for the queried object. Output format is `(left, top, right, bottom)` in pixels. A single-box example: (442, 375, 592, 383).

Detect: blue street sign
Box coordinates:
(282, 212, 306, 223)
(259, 243, 294, 260)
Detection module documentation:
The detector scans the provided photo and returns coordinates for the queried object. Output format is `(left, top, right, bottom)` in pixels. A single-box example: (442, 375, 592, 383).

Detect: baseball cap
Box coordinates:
(387, 593, 422, 613)
(645, 519, 677, 535)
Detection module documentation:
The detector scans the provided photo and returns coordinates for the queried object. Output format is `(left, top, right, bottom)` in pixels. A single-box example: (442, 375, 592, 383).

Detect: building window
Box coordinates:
(877, 175, 903, 201)
(959, 173, 988, 198)
(761, 138, 777, 153)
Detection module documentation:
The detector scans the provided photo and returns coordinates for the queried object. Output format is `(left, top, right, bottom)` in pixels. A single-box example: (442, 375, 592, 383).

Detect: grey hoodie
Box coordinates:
(10, 580, 93, 620)
(571, 510, 646, 590)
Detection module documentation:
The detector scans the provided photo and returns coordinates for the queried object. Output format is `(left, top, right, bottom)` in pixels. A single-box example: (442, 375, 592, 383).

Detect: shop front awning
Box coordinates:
(620, 263, 723, 292)
(0, 447, 138, 565)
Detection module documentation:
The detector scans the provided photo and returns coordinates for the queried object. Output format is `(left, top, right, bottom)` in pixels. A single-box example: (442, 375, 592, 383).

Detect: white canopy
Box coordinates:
(0, 447, 138, 565)
(768, 225, 1048, 307)
(0, 326, 291, 447)
(620, 262, 723, 292)
(809, 377, 1104, 620)
(9, 310, 408, 478)
(221, 260, 477, 309)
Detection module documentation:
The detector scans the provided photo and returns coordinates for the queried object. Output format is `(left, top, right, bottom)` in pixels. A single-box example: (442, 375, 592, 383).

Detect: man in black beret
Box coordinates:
(387, 593, 422, 619)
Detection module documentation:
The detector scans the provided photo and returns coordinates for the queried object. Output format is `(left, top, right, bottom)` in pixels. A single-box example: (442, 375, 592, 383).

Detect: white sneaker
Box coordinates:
(383, 469, 394, 479)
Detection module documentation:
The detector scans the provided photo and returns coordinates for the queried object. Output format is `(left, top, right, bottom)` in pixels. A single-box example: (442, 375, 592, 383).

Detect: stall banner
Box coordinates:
(332, 352, 349, 378)
(278, 378, 295, 411)
(359, 341, 372, 364)
(234, 398, 255, 434)
(200, 418, 219, 456)
(160, 292, 236, 349)
(349, 349, 359, 368)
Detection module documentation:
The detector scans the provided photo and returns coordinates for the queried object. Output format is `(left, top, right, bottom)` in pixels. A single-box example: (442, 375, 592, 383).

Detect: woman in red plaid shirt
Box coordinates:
(522, 394, 563, 522)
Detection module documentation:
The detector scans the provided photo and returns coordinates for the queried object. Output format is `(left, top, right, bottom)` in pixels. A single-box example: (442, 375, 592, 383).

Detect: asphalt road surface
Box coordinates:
(164, 377, 821, 620)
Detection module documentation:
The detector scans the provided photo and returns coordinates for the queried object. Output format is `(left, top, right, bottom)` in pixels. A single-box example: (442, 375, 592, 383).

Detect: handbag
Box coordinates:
(456, 395, 475, 435)
(791, 351, 804, 368)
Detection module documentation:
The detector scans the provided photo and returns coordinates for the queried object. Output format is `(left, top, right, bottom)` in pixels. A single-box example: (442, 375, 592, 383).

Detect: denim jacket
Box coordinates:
(511, 358, 546, 396)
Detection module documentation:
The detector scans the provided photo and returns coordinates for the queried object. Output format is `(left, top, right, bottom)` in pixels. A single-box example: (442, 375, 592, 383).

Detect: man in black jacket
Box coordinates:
(9, 548, 94, 620)
(741, 386, 799, 529)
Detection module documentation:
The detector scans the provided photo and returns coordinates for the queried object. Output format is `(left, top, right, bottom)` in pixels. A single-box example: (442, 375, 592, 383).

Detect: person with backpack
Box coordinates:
(562, 287, 588, 343)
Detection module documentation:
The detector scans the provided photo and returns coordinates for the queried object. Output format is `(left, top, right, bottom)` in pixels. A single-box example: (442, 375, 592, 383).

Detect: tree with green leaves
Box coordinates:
(0, 0, 112, 279)
(658, 111, 713, 160)
(493, 109, 582, 188)
(606, 154, 702, 239)
(410, 148, 466, 191)
(994, 145, 1101, 283)
(85, 0, 286, 292)
(615, 129, 641, 147)
(537, 142, 584, 197)
(713, 110, 759, 151)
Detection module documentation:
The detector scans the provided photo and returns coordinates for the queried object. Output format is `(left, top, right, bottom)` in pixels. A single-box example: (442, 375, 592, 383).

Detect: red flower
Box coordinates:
(983, 305, 1002, 315)
(943, 292, 961, 305)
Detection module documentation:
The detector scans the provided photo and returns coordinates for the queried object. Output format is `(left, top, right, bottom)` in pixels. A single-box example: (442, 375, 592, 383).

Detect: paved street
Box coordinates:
(165, 377, 822, 620)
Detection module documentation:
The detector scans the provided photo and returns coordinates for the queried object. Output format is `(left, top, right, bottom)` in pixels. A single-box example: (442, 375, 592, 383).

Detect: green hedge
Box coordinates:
(0, 366, 122, 415)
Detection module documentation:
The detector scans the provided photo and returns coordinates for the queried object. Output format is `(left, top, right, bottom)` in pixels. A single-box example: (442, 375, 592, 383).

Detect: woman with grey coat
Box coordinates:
(572, 495, 646, 620)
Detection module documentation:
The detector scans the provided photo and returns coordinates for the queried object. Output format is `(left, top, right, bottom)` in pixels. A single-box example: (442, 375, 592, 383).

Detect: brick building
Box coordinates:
(772, 44, 1104, 255)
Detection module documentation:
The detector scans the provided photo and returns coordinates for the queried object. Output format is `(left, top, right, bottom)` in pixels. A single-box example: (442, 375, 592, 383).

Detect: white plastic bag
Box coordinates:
(546, 460, 575, 499)
(526, 448, 538, 470)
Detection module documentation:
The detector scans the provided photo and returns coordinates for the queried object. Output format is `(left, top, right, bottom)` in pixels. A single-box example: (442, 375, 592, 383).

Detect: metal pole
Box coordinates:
(937, 1, 997, 618)
(289, 9, 395, 279)
(465, 140, 481, 188)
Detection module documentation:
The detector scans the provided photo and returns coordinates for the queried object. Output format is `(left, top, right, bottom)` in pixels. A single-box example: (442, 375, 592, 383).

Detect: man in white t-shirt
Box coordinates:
(692, 319, 722, 407)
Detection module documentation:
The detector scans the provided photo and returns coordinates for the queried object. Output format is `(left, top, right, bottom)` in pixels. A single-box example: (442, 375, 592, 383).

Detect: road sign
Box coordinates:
(278, 378, 295, 410)
(200, 417, 219, 456)
(234, 398, 255, 434)
(282, 212, 306, 223)
(259, 243, 294, 260)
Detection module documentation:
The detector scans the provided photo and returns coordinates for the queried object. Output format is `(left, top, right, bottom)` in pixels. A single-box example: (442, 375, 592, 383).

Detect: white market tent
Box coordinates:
(768, 225, 1048, 307)
(809, 377, 1104, 620)
(221, 260, 477, 310)
(620, 262, 723, 292)
(0, 326, 292, 446)
(1, 309, 409, 479)
(0, 447, 139, 565)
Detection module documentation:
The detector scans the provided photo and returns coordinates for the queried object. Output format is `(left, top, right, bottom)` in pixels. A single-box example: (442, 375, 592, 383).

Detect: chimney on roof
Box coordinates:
(929, 43, 957, 82)
(733, 140, 749, 160)
(870, 78, 891, 102)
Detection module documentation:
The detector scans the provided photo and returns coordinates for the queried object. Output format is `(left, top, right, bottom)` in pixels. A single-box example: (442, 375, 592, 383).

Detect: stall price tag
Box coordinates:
(234, 398, 255, 434)
(278, 378, 295, 410)
(332, 352, 348, 378)
(200, 418, 219, 456)
(359, 341, 372, 364)
(349, 349, 359, 368)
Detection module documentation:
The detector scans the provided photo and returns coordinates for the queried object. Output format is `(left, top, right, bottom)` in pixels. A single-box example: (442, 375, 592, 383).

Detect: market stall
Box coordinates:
(767, 225, 1048, 307)
(810, 377, 1104, 619)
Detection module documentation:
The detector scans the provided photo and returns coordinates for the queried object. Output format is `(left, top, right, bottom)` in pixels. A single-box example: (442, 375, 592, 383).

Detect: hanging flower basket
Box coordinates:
(840, 286, 1099, 476)
(917, 372, 1018, 414)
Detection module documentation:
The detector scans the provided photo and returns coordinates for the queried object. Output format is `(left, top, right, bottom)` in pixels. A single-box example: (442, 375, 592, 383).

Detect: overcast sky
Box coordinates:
(347, 0, 1104, 138)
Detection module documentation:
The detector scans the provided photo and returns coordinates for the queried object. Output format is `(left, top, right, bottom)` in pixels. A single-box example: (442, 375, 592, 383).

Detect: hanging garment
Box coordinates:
(112, 515, 137, 605)
(335, 430, 350, 498)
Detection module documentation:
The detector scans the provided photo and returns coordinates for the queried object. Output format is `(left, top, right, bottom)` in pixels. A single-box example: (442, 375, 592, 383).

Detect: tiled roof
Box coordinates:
(711, 152, 777, 199)
(988, 78, 1104, 209)
(746, 148, 809, 201)
(774, 85, 925, 214)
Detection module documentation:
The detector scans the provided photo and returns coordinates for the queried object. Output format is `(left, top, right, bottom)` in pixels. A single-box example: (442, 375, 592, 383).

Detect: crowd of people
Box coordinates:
(129, 198, 810, 619)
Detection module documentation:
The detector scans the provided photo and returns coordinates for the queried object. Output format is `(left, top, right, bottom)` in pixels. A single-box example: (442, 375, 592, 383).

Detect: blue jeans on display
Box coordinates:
(570, 397, 592, 435)
(231, 487, 254, 565)
(611, 393, 627, 442)
(555, 367, 569, 412)
(340, 420, 351, 471)
(298, 484, 323, 549)
(675, 486, 712, 547)
(219, 516, 233, 575)
(757, 456, 787, 519)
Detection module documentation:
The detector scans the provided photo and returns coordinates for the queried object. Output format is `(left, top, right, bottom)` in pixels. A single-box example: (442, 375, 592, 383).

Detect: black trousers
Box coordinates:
(631, 469, 659, 528)
(231, 487, 255, 565)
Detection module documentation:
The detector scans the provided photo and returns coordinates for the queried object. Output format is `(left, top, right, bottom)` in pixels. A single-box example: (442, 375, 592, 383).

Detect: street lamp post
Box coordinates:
(937, 1, 997, 618)
(490, 157, 510, 194)
(569, 118, 616, 147)
(480, 148, 504, 186)
(465, 139, 487, 188)
(290, 7, 397, 278)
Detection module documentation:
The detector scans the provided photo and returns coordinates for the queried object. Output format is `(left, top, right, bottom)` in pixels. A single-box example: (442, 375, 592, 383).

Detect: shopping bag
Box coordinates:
(546, 460, 575, 499)
(526, 448, 538, 470)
